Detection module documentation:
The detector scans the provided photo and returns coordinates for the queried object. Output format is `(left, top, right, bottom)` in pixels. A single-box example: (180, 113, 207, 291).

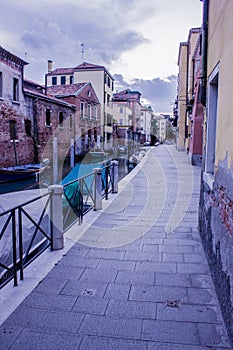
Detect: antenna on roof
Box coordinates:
(25, 52, 27, 61)
(81, 43, 85, 62)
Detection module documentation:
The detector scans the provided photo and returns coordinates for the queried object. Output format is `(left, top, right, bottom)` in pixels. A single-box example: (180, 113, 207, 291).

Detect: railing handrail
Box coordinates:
(0, 191, 52, 288)
(63, 162, 112, 189)
(0, 192, 50, 217)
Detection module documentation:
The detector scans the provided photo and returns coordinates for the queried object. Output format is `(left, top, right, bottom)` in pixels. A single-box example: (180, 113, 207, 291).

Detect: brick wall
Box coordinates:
(35, 99, 75, 163)
(0, 100, 34, 167)
(199, 157, 233, 344)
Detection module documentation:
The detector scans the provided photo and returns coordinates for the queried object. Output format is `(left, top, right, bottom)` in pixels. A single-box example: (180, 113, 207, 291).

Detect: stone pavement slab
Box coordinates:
(0, 145, 231, 349)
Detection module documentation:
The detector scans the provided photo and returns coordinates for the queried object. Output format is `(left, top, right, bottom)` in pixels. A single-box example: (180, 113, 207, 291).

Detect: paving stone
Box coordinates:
(191, 274, 215, 289)
(177, 262, 209, 274)
(65, 245, 90, 257)
(116, 270, 155, 285)
(162, 253, 184, 263)
(155, 273, 192, 288)
(197, 323, 231, 348)
(72, 296, 108, 315)
(0, 325, 23, 350)
(139, 238, 164, 245)
(135, 261, 176, 273)
(158, 244, 194, 253)
(97, 259, 136, 271)
(147, 342, 226, 349)
(9, 329, 82, 350)
(156, 302, 221, 323)
(142, 244, 159, 252)
(46, 265, 84, 280)
(61, 280, 108, 297)
(81, 336, 147, 350)
(104, 283, 131, 300)
(33, 277, 68, 294)
(106, 299, 156, 319)
(129, 285, 188, 303)
(80, 268, 118, 283)
(173, 226, 192, 233)
(163, 238, 202, 246)
(124, 251, 162, 262)
(4, 307, 84, 334)
(20, 292, 77, 311)
(187, 287, 218, 305)
(183, 253, 205, 263)
(141, 319, 199, 345)
(86, 248, 126, 260)
(79, 314, 142, 339)
(57, 256, 100, 269)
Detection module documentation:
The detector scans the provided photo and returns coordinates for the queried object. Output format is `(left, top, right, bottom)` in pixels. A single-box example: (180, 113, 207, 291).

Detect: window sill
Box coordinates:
(203, 172, 214, 190)
(12, 100, 20, 105)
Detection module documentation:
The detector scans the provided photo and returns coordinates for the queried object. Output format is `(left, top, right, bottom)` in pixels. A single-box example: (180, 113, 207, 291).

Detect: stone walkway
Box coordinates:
(0, 145, 231, 349)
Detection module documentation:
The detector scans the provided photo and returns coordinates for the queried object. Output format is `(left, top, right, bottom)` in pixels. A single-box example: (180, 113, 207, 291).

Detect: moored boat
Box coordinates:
(0, 163, 48, 183)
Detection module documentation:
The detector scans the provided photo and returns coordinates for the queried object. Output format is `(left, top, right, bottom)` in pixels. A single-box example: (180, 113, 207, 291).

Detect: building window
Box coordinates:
(61, 76, 66, 85)
(93, 106, 97, 120)
(87, 104, 91, 119)
(52, 77, 57, 85)
(59, 112, 64, 128)
(25, 119, 32, 136)
(112, 81, 114, 91)
(107, 94, 110, 106)
(107, 114, 112, 126)
(70, 76, 73, 84)
(80, 101, 85, 118)
(0, 72, 2, 97)
(206, 65, 219, 174)
(119, 119, 123, 125)
(120, 107, 123, 114)
(13, 78, 19, 101)
(9, 120, 17, 140)
(45, 108, 51, 127)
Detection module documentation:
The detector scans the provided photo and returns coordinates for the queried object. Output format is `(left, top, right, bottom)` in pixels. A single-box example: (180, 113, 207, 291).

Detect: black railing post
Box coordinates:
(80, 179, 83, 224)
(111, 160, 119, 193)
(12, 209, 17, 286)
(94, 168, 102, 210)
(105, 166, 109, 200)
(49, 191, 54, 251)
(18, 207, 24, 281)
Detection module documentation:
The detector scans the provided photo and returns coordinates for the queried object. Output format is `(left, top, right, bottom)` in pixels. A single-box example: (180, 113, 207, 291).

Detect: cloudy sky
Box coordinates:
(0, 0, 203, 113)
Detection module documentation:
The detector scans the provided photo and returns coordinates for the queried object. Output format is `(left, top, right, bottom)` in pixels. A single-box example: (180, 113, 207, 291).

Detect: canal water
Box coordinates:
(0, 157, 135, 195)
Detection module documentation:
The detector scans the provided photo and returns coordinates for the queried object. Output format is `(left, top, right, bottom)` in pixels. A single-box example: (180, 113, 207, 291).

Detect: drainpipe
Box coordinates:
(32, 97, 39, 164)
(201, 0, 209, 107)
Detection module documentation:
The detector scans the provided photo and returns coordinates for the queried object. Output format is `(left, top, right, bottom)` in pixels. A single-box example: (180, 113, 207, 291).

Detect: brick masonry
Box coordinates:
(199, 155, 233, 345)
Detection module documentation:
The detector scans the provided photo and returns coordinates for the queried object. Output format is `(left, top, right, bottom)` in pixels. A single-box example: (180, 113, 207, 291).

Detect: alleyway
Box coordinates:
(0, 145, 231, 349)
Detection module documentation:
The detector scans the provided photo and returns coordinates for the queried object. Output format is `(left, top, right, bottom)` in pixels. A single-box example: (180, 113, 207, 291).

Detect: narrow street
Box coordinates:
(0, 145, 231, 349)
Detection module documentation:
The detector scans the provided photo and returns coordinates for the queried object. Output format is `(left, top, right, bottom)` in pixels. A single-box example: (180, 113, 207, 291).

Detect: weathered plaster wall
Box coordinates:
(199, 153, 233, 343)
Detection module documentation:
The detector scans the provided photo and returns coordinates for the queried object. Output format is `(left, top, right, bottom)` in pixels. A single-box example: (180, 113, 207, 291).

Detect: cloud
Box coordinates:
(0, 1, 183, 112)
(114, 74, 177, 113)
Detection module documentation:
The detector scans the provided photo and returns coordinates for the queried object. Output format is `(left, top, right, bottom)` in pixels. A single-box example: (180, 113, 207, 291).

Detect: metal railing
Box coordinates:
(0, 161, 119, 288)
(0, 192, 52, 288)
(63, 161, 117, 230)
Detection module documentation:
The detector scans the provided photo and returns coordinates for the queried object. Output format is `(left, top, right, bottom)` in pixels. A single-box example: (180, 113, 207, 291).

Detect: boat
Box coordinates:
(87, 150, 108, 163)
(0, 162, 49, 183)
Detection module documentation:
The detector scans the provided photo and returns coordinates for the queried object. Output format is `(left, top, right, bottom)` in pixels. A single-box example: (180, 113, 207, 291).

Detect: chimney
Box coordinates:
(48, 60, 53, 73)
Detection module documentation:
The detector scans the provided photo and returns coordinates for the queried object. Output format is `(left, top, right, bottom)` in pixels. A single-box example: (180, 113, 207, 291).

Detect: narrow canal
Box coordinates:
(0, 156, 136, 195)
